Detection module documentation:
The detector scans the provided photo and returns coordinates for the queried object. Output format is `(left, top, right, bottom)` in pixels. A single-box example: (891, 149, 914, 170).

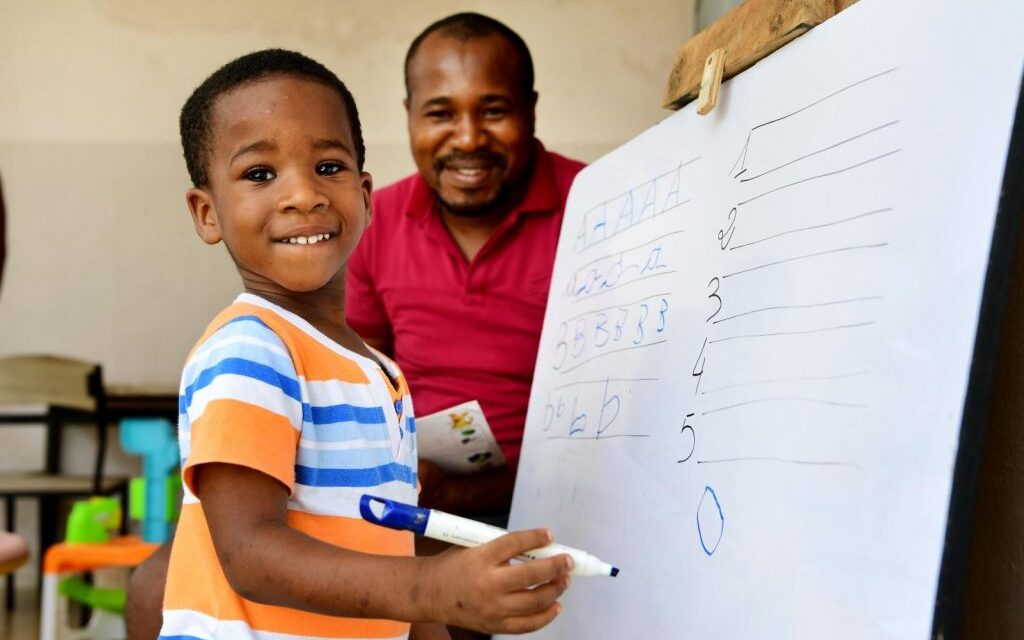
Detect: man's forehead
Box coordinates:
(407, 32, 524, 95)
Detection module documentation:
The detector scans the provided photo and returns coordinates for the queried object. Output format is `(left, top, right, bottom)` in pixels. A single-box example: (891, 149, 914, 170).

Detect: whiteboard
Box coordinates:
(506, 1, 1024, 638)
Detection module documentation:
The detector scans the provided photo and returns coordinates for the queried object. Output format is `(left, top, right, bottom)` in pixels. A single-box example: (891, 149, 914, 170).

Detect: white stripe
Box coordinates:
(187, 374, 302, 430)
(160, 608, 409, 640)
(292, 481, 418, 518)
(305, 378, 379, 410)
(299, 438, 392, 451)
(188, 334, 291, 371)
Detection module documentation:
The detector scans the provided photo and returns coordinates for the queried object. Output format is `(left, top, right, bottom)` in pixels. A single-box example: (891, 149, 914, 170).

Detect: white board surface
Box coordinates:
(506, 1, 1024, 638)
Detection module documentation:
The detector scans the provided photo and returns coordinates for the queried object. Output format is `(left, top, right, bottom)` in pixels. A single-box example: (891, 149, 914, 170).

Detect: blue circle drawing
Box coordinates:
(697, 485, 724, 556)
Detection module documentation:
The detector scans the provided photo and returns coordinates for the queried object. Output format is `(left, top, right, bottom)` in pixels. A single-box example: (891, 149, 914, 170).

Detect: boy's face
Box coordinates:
(186, 75, 371, 297)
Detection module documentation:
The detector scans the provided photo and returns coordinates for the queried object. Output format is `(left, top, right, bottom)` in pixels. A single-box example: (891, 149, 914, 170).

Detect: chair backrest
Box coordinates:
(0, 354, 109, 492)
(0, 355, 98, 412)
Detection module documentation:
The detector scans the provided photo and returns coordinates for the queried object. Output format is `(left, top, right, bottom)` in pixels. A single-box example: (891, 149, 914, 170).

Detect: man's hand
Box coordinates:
(417, 459, 517, 516)
(422, 529, 573, 635)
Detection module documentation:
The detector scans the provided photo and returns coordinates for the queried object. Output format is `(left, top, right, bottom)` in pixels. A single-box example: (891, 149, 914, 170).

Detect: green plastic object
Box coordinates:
(65, 497, 121, 544)
(58, 577, 126, 614)
(129, 475, 182, 522)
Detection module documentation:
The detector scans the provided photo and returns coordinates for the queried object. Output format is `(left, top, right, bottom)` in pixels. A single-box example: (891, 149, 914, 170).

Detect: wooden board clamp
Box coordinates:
(664, 0, 861, 113)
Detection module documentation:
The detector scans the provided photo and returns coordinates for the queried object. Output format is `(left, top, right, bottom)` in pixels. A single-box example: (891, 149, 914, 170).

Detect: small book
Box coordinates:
(415, 400, 507, 475)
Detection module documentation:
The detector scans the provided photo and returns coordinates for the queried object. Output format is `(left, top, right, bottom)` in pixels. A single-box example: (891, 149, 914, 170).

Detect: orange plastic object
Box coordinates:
(43, 536, 159, 574)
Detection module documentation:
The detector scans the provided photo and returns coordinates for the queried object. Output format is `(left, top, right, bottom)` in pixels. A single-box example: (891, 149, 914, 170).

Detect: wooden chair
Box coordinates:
(0, 355, 128, 609)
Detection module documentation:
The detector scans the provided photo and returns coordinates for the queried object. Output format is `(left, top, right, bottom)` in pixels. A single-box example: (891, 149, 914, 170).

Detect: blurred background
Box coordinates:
(0, 0, 744, 620)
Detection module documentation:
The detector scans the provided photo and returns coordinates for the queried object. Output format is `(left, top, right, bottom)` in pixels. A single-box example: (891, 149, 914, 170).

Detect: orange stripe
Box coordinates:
(183, 399, 299, 496)
(165, 504, 412, 638)
(237, 303, 372, 384)
(189, 303, 374, 385)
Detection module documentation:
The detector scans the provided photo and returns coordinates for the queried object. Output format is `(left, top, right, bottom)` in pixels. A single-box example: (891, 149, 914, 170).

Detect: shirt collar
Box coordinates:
(406, 139, 559, 221)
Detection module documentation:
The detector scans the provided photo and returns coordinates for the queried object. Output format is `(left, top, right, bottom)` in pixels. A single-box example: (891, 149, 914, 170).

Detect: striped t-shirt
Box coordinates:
(160, 293, 418, 640)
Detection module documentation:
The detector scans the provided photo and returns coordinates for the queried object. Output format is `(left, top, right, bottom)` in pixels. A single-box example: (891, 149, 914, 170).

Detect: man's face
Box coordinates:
(406, 32, 537, 218)
(187, 75, 372, 297)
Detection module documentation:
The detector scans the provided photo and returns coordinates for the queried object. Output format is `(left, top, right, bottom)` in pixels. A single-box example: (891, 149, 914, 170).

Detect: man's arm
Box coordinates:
(418, 460, 518, 516)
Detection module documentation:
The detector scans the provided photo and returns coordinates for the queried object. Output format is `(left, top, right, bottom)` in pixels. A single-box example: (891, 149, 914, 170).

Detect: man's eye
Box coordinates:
(483, 108, 508, 118)
(244, 167, 275, 182)
(317, 162, 344, 176)
(426, 111, 452, 121)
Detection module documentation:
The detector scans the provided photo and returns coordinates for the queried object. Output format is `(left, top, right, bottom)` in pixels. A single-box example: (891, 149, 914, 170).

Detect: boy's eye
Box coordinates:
(244, 167, 275, 182)
(317, 161, 344, 176)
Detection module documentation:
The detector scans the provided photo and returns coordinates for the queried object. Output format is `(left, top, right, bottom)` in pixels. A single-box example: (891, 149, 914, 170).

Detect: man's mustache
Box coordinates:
(434, 150, 507, 174)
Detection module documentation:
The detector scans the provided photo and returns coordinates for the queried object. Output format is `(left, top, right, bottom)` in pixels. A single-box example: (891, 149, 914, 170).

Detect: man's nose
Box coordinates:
(450, 113, 487, 150)
(279, 171, 328, 213)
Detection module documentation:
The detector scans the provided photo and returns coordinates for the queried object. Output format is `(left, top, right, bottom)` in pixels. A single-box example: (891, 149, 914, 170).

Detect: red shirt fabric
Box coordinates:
(347, 141, 585, 465)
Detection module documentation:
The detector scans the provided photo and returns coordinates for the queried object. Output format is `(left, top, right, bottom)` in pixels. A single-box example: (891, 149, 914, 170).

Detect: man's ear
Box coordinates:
(360, 172, 373, 227)
(186, 188, 222, 245)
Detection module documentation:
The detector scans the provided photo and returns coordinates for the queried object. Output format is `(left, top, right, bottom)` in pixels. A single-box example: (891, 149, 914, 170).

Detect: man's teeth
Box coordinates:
(453, 168, 485, 176)
(281, 232, 333, 245)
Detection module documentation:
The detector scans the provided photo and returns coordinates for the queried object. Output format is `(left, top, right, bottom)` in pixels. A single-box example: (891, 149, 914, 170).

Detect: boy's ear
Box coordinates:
(360, 172, 373, 227)
(186, 188, 222, 245)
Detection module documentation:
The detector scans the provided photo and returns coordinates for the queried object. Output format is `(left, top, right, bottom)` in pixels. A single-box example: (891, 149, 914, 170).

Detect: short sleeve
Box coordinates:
(179, 315, 303, 496)
(346, 224, 393, 342)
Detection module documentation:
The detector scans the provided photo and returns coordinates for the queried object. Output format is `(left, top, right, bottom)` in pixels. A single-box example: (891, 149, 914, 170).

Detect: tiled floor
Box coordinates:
(0, 589, 40, 640)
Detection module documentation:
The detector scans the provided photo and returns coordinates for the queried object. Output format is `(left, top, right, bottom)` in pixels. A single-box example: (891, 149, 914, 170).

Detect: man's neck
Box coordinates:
(437, 155, 536, 262)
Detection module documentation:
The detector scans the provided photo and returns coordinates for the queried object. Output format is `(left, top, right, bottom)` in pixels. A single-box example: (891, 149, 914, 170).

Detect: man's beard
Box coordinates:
(433, 150, 515, 218)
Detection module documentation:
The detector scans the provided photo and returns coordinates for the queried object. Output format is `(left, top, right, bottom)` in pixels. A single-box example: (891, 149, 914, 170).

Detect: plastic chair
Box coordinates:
(0, 354, 129, 609)
(39, 497, 159, 640)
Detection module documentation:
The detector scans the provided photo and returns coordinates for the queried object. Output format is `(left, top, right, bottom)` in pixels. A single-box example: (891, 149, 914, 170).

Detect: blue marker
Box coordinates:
(359, 495, 619, 578)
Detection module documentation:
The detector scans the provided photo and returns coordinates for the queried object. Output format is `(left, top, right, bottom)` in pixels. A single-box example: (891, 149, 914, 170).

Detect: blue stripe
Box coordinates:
(182, 358, 301, 411)
(295, 463, 416, 487)
(310, 403, 385, 425)
(223, 314, 270, 330)
(297, 445, 398, 469)
(406, 415, 416, 434)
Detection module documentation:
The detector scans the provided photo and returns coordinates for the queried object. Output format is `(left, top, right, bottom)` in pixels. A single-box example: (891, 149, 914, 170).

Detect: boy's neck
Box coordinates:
(244, 285, 370, 359)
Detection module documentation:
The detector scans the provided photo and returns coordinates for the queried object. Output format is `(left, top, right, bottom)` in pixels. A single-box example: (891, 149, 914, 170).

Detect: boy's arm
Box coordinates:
(195, 461, 573, 633)
(409, 622, 452, 640)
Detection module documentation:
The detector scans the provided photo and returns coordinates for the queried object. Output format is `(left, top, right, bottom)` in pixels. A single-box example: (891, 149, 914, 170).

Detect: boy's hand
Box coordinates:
(422, 528, 573, 634)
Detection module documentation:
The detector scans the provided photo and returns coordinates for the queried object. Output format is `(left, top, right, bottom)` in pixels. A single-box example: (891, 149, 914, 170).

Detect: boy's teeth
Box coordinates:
(284, 233, 331, 244)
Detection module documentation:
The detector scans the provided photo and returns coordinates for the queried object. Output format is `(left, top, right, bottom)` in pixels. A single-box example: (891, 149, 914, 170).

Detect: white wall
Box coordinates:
(0, 0, 694, 390)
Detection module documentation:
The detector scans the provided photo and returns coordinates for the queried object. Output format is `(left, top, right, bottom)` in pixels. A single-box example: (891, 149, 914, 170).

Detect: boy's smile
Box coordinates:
(186, 75, 371, 303)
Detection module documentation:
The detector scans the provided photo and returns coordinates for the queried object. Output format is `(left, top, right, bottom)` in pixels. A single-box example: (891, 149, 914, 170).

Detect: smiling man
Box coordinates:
(346, 13, 585, 519)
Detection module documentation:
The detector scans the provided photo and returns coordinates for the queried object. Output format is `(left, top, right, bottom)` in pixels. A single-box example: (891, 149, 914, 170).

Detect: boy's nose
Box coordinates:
(279, 172, 329, 213)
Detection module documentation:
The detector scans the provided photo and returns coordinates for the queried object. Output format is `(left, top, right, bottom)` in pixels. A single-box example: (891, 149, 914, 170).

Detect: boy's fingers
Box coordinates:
(484, 528, 554, 562)
(501, 554, 573, 591)
(499, 576, 570, 616)
(493, 603, 563, 635)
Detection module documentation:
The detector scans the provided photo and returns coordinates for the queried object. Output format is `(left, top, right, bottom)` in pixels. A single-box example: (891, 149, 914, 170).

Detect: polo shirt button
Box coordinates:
(394, 399, 403, 415)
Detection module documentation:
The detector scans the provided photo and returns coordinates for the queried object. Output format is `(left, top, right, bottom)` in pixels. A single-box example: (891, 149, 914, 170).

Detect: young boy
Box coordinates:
(159, 49, 572, 640)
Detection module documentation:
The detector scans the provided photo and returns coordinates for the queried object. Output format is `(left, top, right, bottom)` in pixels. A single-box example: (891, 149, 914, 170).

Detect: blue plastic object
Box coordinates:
(119, 418, 179, 543)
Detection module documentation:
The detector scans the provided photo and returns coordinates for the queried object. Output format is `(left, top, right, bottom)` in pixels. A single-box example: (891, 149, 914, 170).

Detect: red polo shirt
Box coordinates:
(346, 142, 585, 465)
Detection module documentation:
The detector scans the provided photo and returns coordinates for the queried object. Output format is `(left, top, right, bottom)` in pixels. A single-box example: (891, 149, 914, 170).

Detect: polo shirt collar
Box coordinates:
(405, 138, 559, 221)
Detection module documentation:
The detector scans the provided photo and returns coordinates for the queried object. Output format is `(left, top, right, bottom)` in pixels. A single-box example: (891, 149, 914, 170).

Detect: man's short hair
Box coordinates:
(403, 12, 535, 101)
(180, 48, 365, 188)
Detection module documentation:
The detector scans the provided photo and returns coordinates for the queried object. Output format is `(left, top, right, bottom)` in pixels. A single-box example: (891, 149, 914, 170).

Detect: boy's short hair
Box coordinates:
(180, 48, 365, 188)
(403, 12, 535, 101)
